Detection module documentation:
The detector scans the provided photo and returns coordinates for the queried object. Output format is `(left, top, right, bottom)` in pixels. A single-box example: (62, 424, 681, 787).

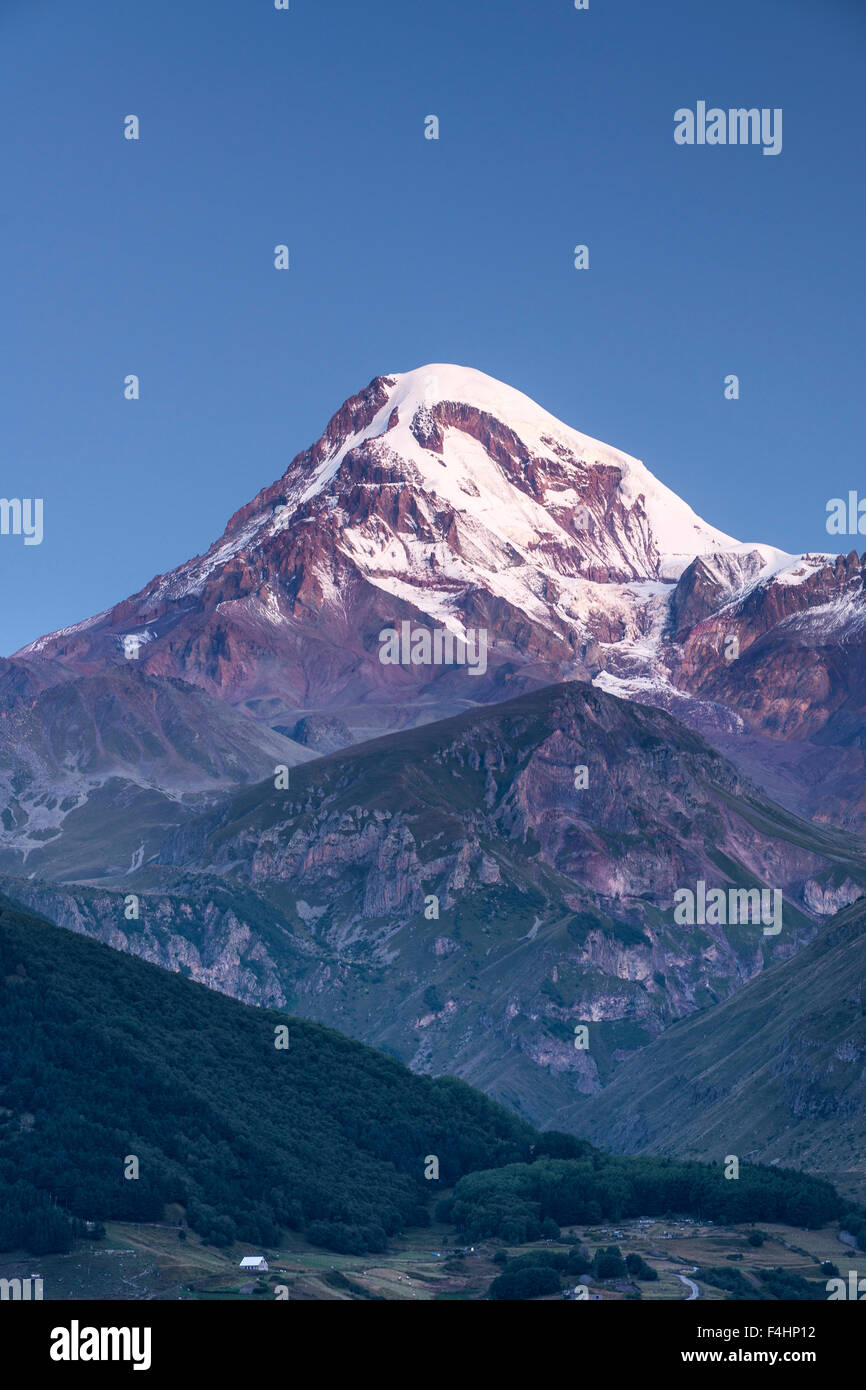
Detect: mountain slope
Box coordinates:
(9, 681, 866, 1129)
(0, 662, 316, 881)
(0, 895, 535, 1255)
(565, 897, 866, 1201)
(1, 896, 855, 1285)
(15, 363, 726, 743)
(13, 363, 863, 828)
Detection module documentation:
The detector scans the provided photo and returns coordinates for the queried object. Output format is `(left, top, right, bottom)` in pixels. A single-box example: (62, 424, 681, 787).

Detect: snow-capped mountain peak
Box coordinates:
(266, 363, 743, 584)
(14, 364, 858, 766)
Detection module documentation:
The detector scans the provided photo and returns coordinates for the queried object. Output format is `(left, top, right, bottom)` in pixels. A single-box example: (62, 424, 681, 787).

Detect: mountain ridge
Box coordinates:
(10, 365, 861, 838)
(7, 680, 865, 1131)
(567, 895, 866, 1202)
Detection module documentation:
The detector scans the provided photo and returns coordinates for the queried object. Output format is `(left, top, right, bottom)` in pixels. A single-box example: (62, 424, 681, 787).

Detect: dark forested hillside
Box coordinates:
(2, 896, 862, 1263)
(0, 897, 533, 1255)
(439, 1156, 848, 1244)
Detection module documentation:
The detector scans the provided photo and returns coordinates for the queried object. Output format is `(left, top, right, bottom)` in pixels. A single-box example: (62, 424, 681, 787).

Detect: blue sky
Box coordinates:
(1, 0, 864, 654)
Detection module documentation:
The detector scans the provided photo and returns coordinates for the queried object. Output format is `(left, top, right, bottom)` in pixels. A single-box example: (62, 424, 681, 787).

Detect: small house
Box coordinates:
(239, 1256, 269, 1273)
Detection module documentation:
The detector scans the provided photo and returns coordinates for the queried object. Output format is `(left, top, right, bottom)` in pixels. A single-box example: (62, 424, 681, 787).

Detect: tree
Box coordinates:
(593, 1246, 627, 1279)
(626, 1252, 658, 1281)
(488, 1267, 561, 1300)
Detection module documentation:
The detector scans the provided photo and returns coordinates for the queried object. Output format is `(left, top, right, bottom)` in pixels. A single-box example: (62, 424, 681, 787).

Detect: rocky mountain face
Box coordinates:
(567, 896, 866, 1202)
(16, 365, 731, 735)
(7, 682, 866, 1129)
(0, 873, 295, 1007)
(643, 548, 866, 831)
(11, 364, 864, 832)
(0, 660, 315, 881)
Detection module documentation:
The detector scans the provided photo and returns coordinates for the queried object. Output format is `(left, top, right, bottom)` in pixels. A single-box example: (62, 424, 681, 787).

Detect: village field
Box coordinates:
(0, 1211, 853, 1301)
